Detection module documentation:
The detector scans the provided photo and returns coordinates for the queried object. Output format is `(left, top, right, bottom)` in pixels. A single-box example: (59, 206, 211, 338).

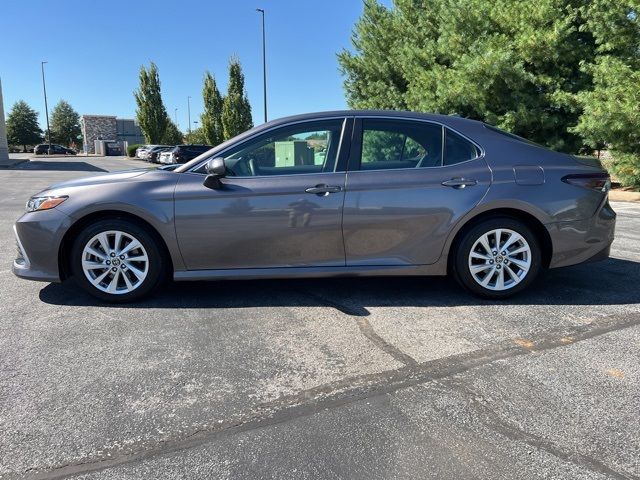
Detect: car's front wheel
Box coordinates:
(71, 219, 164, 302)
(453, 218, 541, 299)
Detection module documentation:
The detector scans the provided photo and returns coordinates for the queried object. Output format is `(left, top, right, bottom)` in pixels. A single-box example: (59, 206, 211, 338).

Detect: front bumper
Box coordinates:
(547, 198, 616, 269)
(12, 208, 73, 282)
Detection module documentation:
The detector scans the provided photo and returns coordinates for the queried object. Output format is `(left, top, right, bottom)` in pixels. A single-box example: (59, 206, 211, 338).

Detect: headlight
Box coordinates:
(26, 195, 68, 212)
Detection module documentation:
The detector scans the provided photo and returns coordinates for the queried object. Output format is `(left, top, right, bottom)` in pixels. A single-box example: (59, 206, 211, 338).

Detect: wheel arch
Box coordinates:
(58, 210, 174, 281)
(446, 207, 553, 272)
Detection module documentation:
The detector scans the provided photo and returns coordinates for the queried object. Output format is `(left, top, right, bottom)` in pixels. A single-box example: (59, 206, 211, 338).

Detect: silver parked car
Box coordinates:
(13, 111, 615, 302)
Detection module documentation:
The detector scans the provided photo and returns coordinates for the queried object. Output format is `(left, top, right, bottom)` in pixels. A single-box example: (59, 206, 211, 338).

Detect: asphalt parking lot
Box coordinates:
(1, 155, 639, 479)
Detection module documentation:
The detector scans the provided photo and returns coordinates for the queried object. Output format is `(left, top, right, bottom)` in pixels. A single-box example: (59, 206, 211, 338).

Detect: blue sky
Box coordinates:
(0, 0, 372, 131)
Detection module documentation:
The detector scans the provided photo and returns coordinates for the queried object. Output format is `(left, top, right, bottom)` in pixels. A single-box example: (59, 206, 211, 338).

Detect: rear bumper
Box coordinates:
(12, 209, 72, 283)
(547, 199, 616, 269)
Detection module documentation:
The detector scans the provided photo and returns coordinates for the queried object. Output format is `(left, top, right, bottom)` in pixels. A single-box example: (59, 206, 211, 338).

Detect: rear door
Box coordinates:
(343, 117, 491, 266)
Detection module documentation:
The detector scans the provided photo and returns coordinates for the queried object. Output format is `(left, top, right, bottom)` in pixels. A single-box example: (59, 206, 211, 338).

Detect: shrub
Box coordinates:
(127, 143, 143, 157)
(607, 152, 640, 189)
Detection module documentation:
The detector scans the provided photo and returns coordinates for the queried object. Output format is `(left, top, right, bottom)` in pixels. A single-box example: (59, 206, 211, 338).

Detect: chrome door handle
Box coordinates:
(305, 184, 342, 195)
(442, 178, 478, 189)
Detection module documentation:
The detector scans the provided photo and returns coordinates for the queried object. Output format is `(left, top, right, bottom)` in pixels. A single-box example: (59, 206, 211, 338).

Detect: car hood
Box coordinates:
(44, 169, 150, 192)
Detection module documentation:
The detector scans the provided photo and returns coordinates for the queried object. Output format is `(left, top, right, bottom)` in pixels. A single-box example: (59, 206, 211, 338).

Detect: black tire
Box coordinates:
(70, 219, 165, 302)
(452, 217, 541, 299)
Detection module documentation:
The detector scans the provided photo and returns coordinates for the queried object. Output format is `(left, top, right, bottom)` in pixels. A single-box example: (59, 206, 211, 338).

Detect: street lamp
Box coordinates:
(41, 61, 51, 154)
(256, 8, 267, 123)
(187, 96, 192, 135)
(174, 108, 178, 127)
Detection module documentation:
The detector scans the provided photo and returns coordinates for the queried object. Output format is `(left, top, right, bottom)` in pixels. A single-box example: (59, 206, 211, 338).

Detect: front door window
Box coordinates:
(222, 120, 345, 177)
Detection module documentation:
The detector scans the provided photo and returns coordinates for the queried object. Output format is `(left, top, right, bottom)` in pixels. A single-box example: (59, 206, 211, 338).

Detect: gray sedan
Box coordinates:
(13, 111, 615, 302)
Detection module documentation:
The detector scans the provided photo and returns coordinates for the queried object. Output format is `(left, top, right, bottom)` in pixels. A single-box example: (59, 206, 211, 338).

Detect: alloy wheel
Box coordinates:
(467, 228, 532, 291)
(81, 230, 149, 294)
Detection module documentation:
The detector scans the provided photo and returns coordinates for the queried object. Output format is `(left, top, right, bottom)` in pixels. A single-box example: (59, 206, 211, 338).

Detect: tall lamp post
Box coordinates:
(187, 96, 192, 135)
(41, 61, 51, 154)
(256, 8, 267, 123)
(174, 108, 178, 127)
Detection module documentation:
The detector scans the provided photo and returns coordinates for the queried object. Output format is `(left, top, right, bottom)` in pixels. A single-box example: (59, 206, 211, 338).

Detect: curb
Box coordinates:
(609, 190, 640, 202)
(0, 160, 28, 169)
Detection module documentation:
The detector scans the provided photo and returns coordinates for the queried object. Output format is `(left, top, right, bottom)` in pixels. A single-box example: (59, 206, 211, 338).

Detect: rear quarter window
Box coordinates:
(444, 129, 480, 165)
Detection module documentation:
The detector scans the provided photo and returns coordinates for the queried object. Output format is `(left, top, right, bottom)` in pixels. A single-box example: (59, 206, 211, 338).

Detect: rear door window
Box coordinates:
(358, 119, 443, 170)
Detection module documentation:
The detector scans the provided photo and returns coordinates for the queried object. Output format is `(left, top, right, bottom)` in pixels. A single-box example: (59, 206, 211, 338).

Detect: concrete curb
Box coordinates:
(609, 190, 640, 202)
(0, 160, 28, 169)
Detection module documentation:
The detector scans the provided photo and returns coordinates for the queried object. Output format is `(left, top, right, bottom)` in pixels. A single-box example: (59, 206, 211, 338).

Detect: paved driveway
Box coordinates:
(1, 156, 639, 479)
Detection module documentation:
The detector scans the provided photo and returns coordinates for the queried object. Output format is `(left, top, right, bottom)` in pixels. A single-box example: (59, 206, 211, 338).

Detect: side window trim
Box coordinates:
(348, 116, 484, 172)
(187, 117, 352, 176)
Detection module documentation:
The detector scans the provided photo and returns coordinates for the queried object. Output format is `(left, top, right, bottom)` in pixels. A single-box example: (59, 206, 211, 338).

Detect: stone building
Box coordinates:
(80, 115, 117, 153)
(80, 115, 145, 153)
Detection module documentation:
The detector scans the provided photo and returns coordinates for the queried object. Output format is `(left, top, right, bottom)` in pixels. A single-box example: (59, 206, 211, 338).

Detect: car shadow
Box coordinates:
(38, 257, 640, 316)
(12, 161, 107, 172)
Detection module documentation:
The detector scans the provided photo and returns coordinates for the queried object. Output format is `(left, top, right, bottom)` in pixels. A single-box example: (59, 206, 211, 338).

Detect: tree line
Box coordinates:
(339, 0, 640, 187)
(6, 100, 81, 152)
(5, 56, 254, 152)
(134, 57, 253, 146)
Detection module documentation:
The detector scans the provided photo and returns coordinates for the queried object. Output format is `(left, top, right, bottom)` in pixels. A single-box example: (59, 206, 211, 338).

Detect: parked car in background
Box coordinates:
(136, 145, 166, 160)
(147, 146, 174, 163)
(34, 144, 77, 155)
(13, 111, 615, 302)
(159, 144, 213, 164)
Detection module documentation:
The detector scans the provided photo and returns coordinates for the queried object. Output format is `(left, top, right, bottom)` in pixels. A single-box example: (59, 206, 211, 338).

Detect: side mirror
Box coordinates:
(203, 157, 226, 189)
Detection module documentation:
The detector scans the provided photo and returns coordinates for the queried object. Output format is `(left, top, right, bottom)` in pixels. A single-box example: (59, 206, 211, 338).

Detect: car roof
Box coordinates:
(261, 110, 484, 127)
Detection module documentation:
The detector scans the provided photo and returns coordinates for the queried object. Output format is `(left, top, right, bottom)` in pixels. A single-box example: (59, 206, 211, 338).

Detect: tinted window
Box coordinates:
(444, 129, 479, 165)
(359, 119, 443, 170)
(220, 119, 344, 177)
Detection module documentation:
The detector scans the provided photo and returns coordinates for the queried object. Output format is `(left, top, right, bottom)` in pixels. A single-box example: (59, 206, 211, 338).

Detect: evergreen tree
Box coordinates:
(6, 100, 42, 152)
(201, 71, 224, 146)
(134, 62, 169, 143)
(572, 1, 640, 187)
(50, 100, 81, 147)
(338, 0, 597, 153)
(161, 120, 183, 145)
(222, 58, 253, 140)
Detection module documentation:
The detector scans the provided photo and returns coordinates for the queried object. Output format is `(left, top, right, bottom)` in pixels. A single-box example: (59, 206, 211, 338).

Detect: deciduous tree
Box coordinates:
(134, 62, 169, 144)
(6, 100, 42, 152)
(50, 100, 81, 147)
(201, 71, 224, 146)
(222, 58, 253, 140)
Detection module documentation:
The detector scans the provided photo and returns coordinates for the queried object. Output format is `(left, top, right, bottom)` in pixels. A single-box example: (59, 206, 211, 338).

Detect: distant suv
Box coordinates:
(34, 144, 77, 155)
(159, 144, 212, 164)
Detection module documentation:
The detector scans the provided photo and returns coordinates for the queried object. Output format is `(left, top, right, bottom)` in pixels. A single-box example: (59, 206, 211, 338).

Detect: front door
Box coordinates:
(343, 117, 491, 266)
(174, 118, 350, 270)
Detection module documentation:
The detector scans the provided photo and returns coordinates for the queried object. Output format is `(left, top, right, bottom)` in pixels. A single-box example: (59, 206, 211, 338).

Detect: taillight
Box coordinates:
(562, 173, 611, 193)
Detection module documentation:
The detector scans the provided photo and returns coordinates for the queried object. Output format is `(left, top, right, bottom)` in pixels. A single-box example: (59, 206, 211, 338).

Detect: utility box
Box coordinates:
(94, 140, 126, 156)
(275, 141, 314, 167)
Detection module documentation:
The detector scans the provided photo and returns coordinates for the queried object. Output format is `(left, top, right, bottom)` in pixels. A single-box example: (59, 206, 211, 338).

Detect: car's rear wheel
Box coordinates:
(453, 217, 541, 299)
(71, 219, 164, 302)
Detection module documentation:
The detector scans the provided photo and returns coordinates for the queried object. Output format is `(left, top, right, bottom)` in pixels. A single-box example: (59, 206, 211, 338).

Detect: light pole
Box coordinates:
(174, 108, 178, 127)
(41, 61, 51, 154)
(187, 96, 191, 135)
(256, 8, 267, 123)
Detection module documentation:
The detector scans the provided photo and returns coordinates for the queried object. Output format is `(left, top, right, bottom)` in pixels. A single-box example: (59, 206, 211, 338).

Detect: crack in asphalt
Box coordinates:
(293, 287, 418, 366)
(355, 316, 418, 366)
(447, 378, 640, 480)
(12, 314, 640, 480)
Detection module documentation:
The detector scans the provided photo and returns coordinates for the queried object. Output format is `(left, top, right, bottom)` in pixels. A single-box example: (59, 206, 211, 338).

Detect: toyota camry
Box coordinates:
(13, 111, 615, 302)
